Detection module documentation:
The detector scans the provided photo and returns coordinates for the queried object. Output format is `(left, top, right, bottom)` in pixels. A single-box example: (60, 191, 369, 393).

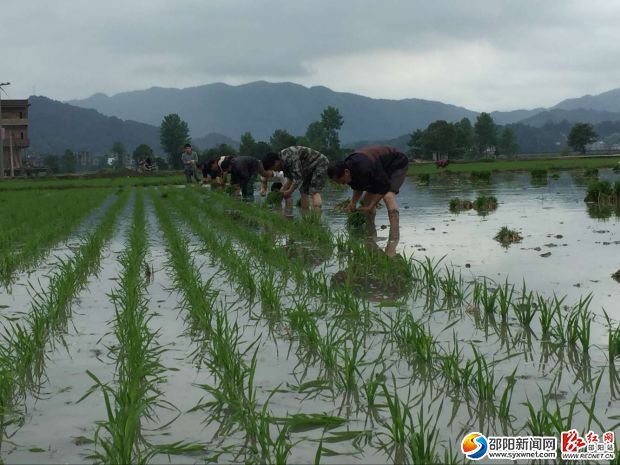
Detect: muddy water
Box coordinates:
(324, 169, 620, 328)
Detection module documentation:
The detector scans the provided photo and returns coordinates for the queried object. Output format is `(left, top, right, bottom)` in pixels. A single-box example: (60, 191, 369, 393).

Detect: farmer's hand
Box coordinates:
(260, 187, 267, 197)
(283, 189, 293, 199)
(346, 202, 357, 213)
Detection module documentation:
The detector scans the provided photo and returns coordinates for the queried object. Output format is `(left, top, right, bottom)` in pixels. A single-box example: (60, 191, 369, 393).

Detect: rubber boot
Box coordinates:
(388, 208, 400, 240)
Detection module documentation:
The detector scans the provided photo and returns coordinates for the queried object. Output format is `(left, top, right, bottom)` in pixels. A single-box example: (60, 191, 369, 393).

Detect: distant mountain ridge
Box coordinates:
(67, 81, 483, 143)
(67, 81, 620, 144)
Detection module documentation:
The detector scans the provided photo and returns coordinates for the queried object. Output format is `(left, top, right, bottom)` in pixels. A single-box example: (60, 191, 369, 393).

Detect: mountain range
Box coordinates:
(27, 81, 620, 155)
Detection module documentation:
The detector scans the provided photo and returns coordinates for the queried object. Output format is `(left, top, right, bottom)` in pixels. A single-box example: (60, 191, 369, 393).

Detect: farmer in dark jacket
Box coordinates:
(219, 155, 272, 200)
(328, 145, 409, 235)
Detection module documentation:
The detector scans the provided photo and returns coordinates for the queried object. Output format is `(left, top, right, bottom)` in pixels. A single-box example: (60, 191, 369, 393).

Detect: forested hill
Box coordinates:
(29, 96, 161, 154)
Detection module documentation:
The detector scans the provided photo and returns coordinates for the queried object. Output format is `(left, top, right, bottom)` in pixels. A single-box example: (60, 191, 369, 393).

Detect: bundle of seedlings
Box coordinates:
(346, 211, 368, 230)
(613, 269, 620, 283)
(584, 180, 618, 204)
(494, 226, 522, 246)
(473, 195, 498, 214)
(263, 191, 284, 206)
(448, 198, 473, 213)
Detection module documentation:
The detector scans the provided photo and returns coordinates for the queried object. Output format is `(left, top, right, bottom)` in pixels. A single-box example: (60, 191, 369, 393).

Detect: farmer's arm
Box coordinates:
(348, 190, 363, 211)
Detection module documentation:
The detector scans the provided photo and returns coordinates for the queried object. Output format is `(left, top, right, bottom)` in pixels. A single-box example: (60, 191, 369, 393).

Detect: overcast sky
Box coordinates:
(2, 0, 620, 111)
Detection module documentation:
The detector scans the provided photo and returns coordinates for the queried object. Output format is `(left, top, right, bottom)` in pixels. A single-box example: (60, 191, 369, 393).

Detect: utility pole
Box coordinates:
(0, 82, 11, 178)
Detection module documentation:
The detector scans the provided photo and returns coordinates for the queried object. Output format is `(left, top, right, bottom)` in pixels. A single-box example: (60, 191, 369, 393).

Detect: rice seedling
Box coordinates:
(392, 312, 436, 366)
(258, 271, 284, 321)
(338, 335, 367, 405)
(379, 378, 410, 464)
(406, 409, 441, 465)
(470, 170, 492, 182)
(437, 266, 466, 307)
(566, 306, 591, 353)
(512, 283, 536, 328)
(476, 280, 498, 315)
(496, 280, 514, 322)
(494, 226, 523, 246)
(498, 367, 517, 420)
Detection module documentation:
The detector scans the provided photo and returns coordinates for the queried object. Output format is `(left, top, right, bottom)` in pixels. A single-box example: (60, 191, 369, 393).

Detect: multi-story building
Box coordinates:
(0, 99, 29, 176)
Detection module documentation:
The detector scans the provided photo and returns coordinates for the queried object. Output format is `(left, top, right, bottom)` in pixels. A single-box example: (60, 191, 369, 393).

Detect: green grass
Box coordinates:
(0, 173, 185, 191)
(408, 156, 620, 175)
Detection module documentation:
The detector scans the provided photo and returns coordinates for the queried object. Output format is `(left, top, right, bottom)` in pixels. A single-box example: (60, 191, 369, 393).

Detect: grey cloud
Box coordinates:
(2, 0, 620, 109)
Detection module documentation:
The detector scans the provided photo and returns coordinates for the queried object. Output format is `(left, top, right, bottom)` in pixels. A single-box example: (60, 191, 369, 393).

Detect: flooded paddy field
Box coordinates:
(1, 169, 619, 464)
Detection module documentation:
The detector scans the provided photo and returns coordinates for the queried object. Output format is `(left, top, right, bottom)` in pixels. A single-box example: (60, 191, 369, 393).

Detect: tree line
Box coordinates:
(159, 106, 345, 169)
(408, 113, 602, 160)
(43, 105, 608, 174)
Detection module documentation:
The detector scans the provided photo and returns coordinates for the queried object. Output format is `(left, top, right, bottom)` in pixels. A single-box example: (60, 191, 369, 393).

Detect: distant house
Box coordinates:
(0, 99, 30, 176)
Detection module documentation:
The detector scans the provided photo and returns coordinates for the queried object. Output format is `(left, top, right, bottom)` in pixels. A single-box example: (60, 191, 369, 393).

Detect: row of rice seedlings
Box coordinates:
(157, 192, 257, 299)
(195, 306, 293, 463)
(0, 190, 129, 443)
(173, 190, 379, 336)
(84, 191, 199, 463)
(150, 191, 218, 343)
(0, 188, 111, 286)
(198, 188, 333, 247)
(152, 191, 292, 462)
(172, 188, 304, 283)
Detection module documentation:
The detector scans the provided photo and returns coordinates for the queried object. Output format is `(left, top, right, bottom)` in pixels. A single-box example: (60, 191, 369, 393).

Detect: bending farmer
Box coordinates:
(262, 146, 329, 209)
(328, 145, 408, 236)
(219, 155, 272, 200)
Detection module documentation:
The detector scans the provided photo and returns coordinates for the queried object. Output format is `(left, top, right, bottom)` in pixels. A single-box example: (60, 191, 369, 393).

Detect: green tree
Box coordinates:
(305, 121, 328, 153)
(474, 112, 497, 156)
(239, 132, 257, 156)
(43, 154, 60, 174)
(60, 149, 77, 173)
(497, 127, 519, 156)
(455, 118, 474, 158)
(320, 106, 344, 157)
(424, 120, 457, 159)
(132, 144, 154, 164)
(110, 141, 127, 169)
(203, 143, 238, 161)
(407, 129, 425, 159)
(270, 129, 297, 153)
(159, 114, 190, 169)
(568, 123, 598, 154)
(254, 141, 273, 160)
(155, 156, 169, 170)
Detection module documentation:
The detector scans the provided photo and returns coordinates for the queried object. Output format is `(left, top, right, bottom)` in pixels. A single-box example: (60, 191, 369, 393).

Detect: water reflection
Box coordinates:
(586, 203, 620, 220)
